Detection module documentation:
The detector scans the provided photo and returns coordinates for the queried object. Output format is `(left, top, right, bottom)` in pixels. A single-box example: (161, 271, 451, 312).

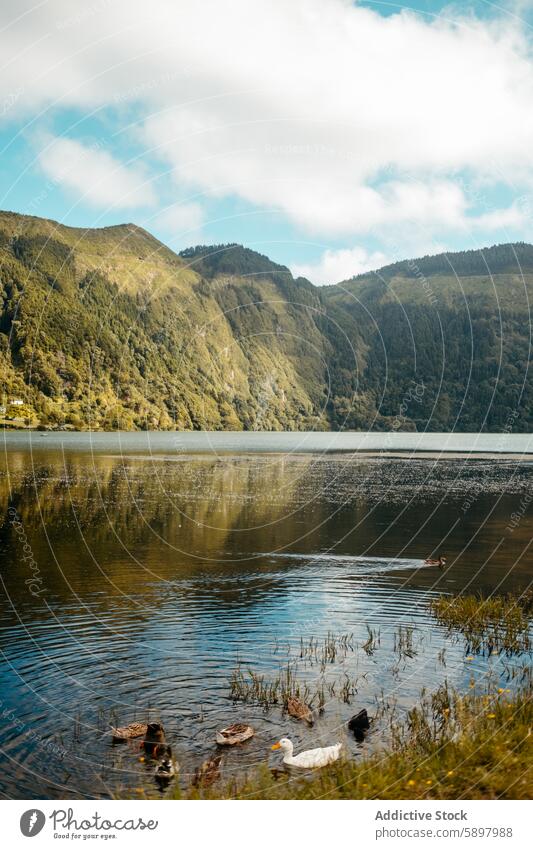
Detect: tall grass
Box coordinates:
(299, 631, 355, 670)
(362, 625, 380, 656)
(394, 624, 417, 659)
(429, 592, 532, 655)
(229, 661, 363, 709)
(229, 662, 311, 709)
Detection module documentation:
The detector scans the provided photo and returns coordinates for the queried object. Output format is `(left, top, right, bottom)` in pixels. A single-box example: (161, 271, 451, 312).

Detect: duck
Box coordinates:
(192, 754, 222, 787)
(348, 708, 371, 741)
(110, 721, 148, 742)
(287, 696, 314, 726)
(216, 723, 254, 746)
(348, 708, 370, 732)
(154, 747, 177, 782)
(142, 722, 166, 757)
(271, 737, 342, 769)
(424, 554, 446, 569)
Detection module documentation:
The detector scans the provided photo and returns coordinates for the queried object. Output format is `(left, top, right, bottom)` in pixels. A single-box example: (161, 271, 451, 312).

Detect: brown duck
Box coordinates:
(110, 722, 148, 742)
(192, 754, 222, 787)
(142, 722, 166, 757)
(287, 696, 314, 726)
(216, 723, 254, 745)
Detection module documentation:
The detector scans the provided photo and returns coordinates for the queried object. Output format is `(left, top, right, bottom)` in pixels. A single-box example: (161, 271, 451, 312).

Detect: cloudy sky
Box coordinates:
(1, 0, 533, 283)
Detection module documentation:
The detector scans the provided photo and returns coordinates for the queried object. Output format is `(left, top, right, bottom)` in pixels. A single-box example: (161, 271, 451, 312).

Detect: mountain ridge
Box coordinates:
(1, 210, 532, 432)
(333, 241, 533, 288)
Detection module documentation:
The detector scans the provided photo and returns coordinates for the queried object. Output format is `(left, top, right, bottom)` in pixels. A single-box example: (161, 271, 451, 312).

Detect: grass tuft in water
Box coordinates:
(393, 625, 417, 659)
(229, 659, 363, 710)
(299, 632, 355, 670)
(430, 591, 532, 655)
(229, 663, 314, 710)
(361, 625, 380, 656)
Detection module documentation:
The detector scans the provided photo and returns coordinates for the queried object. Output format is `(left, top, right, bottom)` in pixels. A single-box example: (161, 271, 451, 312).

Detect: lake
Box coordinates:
(0, 431, 532, 799)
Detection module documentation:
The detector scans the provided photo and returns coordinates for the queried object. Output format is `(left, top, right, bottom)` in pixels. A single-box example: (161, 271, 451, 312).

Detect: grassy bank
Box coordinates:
(178, 682, 532, 800)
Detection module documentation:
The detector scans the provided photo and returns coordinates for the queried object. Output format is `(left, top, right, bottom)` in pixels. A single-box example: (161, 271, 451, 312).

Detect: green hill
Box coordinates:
(179, 243, 292, 283)
(341, 242, 533, 282)
(325, 243, 533, 431)
(1, 210, 532, 432)
(0, 211, 334, 430)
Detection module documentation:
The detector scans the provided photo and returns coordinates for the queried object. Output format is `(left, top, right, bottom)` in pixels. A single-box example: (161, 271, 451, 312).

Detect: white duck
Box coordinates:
(271, 737, 342, 769)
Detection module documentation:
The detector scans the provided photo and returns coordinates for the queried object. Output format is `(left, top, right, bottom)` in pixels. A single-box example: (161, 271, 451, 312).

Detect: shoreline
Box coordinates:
(180, 680, 533, 801)
(2, 429, 533, 459)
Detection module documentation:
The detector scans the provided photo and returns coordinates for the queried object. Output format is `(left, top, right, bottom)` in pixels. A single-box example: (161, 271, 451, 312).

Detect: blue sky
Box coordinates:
(1, 0, 533, 283)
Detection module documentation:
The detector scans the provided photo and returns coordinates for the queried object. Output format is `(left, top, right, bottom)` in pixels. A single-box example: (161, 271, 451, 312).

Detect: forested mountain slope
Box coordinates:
(1, 210, 531, 431)
(0, 212, 334, 430)
(325, 243, 533, 431)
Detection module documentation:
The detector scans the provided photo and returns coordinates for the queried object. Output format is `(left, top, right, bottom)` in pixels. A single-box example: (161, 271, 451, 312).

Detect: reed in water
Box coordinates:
(429, 591, 532, 655)
(229, 661, 363, 710)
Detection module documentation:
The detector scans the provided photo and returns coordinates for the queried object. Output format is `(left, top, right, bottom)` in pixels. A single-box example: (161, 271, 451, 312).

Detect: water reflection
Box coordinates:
(0, 447, 532, 798)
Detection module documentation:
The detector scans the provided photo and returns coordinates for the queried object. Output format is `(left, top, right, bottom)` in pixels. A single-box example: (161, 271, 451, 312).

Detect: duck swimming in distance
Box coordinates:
(424, 554, 446, 569)
(271, 737, 342, 769)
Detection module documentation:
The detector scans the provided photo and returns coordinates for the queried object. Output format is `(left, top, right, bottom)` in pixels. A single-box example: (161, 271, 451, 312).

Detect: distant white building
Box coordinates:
(10, 398, 24, 406)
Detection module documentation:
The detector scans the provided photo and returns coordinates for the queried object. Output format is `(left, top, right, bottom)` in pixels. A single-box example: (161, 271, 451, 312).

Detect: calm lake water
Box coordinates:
(0, 432, 532, 799)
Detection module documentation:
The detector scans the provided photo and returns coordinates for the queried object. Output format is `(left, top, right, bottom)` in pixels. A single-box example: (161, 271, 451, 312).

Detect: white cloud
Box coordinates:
(292, 247, 390, 285)
(38, 137, 156, 209)
(151, 202, 204, 234)
(468, 202, 530, 231)
(3, 1, 533, 238)
(505, 0, 533, 16)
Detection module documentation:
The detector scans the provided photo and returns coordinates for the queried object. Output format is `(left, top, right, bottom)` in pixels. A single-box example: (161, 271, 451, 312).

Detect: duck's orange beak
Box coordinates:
(271, 742, 281, 750)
